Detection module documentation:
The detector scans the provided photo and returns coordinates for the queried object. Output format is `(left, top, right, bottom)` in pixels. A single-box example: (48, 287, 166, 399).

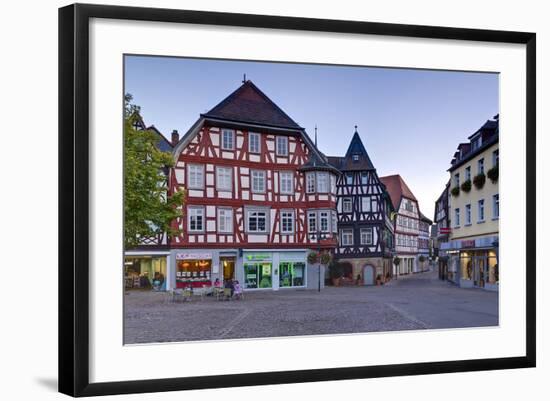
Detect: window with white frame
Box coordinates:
(331, 211, 337, 233)
(361, 196, 371, 212)
(493, 194, 499, 219)
(343, 197, 352, 213)
(276, 136, 288, 156)
(306, 173, 315, 193)
(455, 208, 460, 227)
(280, 210, 294, 234)
(454, 173, 460, 187)
(251, 170, 266, 193)
(372, 198, 378, 212)
(493, 149, 499, 166)
(188, 207, 204, 232)
(247, 209, 268, 233)
(249, 132, 260, 153)
(361, 172, 368, 184)
(360, 228, 373, 245)
(465, 204, 471, 225)
(330, 174, 336, 194)
(279, 171, 294, 194)
(353, 154, 359, 162)
(307, 211, 317, 233)
(216, 166, 232, 191)
(317, 172, 329, 193)
(217, 208, 233, 233)
(465, 166, 471, 181)
(221, 129, 234, 150)
(187, 164, 204, 189)
(345, 172, 353, 185)
(319, 211, 329, 232)
(478, 199, 485, 222)
(341, 229, 353, 246)
(478, 158, 485, 175)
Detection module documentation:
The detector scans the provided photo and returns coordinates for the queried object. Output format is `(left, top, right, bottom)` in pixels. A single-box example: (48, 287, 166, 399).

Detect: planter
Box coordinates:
(450, 186, 460, 197)
(487, 165, 499, 183)
(460, 179, 472, 193)
(331, 277, 341, 286)
(473, 173, 486, 189)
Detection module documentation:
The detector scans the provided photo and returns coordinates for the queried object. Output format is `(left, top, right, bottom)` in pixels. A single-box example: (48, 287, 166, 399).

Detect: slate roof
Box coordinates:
(130, 112, 173, 152)
(419, 212, 433, 224)
(201, 80, 303, 130)
(379, 174, 418, 210)
(327, 129, 375, 171)
(299, 150, 341, 175)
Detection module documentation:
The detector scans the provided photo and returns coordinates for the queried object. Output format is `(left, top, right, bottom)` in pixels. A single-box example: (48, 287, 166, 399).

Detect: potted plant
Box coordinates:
(487, 165, 499, 183)
(307, 251, 319, 265)
(460, 179, 472, 193)
(450, 186, 460, 197)
(319, 252, 332, 267)
(473, 173, 486, 189)
(328, 261, 343, 286)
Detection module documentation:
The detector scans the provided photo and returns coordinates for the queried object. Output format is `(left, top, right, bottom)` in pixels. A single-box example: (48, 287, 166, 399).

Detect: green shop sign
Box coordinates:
(245, 253, 271, 261)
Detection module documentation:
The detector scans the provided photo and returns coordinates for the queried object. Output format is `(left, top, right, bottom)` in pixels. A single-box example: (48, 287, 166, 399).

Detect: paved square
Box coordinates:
(124, 270, 498, 344)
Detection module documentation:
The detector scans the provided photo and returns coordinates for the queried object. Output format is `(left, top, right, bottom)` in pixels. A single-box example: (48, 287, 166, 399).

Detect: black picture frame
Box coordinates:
(59, 3, 536, 397)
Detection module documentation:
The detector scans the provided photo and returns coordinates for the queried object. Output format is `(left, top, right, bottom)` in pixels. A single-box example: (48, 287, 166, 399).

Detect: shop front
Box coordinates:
(175, 252, 213, 289)
(241, 251, 307, 290)
(124, 251, 169, 291)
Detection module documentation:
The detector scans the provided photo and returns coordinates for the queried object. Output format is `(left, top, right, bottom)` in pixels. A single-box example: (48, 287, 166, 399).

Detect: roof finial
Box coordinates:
(354, 125, 358, 134)
(242, 73, 247, 83)
(314, 125, 318, 147)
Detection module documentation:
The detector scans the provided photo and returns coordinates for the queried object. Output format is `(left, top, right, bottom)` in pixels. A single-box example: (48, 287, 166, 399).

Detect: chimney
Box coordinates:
(171, 129, 179, 146)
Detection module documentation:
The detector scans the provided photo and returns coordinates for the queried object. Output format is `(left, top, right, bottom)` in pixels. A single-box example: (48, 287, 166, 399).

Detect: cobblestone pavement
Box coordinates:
(124, 268, 498, 344)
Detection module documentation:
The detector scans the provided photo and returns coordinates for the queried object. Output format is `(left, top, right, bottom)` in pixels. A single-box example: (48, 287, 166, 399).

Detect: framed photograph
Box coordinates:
(58, 3, 536, 397)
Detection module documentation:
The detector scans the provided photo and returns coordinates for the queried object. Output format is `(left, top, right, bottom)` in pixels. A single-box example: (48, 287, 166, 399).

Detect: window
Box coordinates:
(454, 173, 460, 187)
(360, 228, 373, 245)
(472, 135, 482, 150)
(330, 174, 336, 194)
(478, 158, 485, 174)
(493, 194, 499, 219)
(306, 173, 315, 193)
(307, 211, 317, 232)
(465, 166, 471, 181)
(319, 211, 329, 232)
(279, 171, 294, 194)
(493, 149, 499, 166)
(216, 167, 232, 191)
(341, 229, 353, 246)
(345, 172, 353, 185)
(331, 211, 337, 233)
(353, 154, 359, 162)
(361, 197, 371, 212)
(361, 172, 368, 185)
(249, 132, 260, 153)
(276, 136, 288, 156)
(454, 208, 460, 227)
(221, 129, 234, 150)
(317, 172, 329, 193)
(187, 164, 204, 189)
(218, 208, 233, 233)
(478, 199, 485, 222)
(372, 198, 378, 212)
(247, 209, 268, 233)
(188, 207, 204, 232)
(343, 197, 352, 213)
(465, 204, 471, 225)
(280, 210, 294, 234)
(251, 170, 266, 193)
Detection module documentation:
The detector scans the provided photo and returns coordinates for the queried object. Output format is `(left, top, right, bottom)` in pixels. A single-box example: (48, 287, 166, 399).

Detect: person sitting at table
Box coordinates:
(213, 278, 223, 288)
(233, 280, 243, 300)
(224, 279, 234, 297)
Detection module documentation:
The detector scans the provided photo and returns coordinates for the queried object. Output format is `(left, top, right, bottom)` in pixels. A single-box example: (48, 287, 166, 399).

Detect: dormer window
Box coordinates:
(471, 135, 482, 150)
(353, 154, 359, 162)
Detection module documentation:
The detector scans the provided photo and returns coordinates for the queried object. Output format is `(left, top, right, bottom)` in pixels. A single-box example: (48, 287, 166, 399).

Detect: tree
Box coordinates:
(124, 94, 185, 249)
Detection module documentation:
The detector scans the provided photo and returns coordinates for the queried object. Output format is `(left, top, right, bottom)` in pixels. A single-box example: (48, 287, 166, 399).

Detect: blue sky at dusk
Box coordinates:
(125, 55, 499, 219)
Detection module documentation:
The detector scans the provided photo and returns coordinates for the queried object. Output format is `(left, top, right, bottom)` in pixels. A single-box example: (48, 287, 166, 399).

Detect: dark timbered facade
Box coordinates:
(328, 129, 395, 285)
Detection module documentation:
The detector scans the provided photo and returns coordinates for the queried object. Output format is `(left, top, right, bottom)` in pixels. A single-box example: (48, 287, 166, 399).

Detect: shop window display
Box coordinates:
(279, 262, 305, 287)
(244, 263, 272, 289)
(176, 259, 212, 288)
(124, 256, 166, 290)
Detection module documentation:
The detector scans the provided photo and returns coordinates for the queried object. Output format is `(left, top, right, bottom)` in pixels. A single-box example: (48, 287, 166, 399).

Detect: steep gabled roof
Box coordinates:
(379, 174, 418, 210)
(327, 128, 375, 171)
(201, 80, 302, 130)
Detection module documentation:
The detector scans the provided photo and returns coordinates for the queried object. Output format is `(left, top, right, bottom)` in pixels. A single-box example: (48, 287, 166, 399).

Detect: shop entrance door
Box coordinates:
(221, 257, 236, 281)
(473, 255, 486, 288)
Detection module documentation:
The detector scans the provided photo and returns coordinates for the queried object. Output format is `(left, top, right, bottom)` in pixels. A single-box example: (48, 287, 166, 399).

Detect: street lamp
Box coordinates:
(309, 231, 328, 292)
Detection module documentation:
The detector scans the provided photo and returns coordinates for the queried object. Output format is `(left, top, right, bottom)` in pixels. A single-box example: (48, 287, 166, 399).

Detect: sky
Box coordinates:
(125, 55, 499, 220)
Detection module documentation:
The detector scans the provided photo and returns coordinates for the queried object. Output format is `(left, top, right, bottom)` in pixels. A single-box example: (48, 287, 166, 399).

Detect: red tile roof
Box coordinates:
(201, 80, 302, 129)
(379, 174, 417, 210)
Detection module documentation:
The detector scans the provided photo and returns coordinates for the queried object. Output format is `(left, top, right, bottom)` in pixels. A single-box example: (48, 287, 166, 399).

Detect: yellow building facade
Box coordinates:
(441, 117, 499, 291)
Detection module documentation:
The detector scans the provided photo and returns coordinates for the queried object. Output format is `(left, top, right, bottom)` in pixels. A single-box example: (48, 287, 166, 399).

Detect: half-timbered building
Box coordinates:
(168, 80, 340, 291)
(418, 213, 433, 272)
(328, 129, 395, 285)
(380, 174, 421, 276)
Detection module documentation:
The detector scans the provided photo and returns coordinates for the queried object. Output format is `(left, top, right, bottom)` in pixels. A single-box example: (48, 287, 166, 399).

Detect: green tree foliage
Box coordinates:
(124, 94, 185, 249)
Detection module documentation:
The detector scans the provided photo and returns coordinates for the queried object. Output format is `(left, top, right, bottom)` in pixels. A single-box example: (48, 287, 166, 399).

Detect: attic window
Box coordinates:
(353, 154, 359, 162)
